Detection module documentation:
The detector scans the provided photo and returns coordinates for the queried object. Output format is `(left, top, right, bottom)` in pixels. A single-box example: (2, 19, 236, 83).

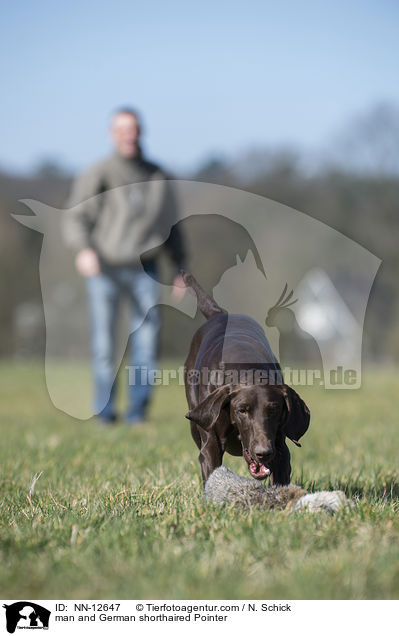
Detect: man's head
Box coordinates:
(110, 107, 141, 158)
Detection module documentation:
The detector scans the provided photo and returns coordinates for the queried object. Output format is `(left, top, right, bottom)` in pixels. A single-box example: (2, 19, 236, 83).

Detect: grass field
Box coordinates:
(0, 362, 398, 600)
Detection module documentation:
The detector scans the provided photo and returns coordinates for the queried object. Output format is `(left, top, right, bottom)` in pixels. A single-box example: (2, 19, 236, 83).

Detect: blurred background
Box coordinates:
(1, 0, 398, 365)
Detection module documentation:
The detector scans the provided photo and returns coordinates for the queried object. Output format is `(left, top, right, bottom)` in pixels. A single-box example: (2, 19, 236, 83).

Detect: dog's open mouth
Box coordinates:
(244, 449, 271, 480)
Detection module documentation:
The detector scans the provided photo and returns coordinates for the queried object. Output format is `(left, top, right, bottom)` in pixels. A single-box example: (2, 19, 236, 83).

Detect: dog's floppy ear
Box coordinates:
(282, 385, 310, 446)
(185, 385, 236, 430)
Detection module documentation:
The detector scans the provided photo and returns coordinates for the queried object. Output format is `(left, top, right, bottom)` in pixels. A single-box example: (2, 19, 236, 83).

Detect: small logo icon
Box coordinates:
(2, 602, 51, 633)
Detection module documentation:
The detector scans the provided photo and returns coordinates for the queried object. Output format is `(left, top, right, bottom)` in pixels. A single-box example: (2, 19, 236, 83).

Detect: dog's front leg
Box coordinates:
(198, 429, 224, 484)
(270, 440, 291, 485)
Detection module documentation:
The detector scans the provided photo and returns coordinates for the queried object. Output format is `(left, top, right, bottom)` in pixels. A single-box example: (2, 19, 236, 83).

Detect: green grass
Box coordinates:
(0, 362, 398, 599)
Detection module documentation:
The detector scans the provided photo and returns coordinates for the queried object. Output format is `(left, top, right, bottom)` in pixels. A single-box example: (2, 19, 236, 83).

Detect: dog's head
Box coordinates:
(185, 383, 310, 480)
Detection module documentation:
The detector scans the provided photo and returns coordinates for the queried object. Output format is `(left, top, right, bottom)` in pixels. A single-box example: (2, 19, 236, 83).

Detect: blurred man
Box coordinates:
(64, 107, 185, 425)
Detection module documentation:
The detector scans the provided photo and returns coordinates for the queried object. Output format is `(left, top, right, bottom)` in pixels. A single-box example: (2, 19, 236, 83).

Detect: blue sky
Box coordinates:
(1, 0, 398, 175)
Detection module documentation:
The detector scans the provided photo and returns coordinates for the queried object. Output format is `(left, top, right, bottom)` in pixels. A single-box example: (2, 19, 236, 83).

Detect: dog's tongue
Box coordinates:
(249, 461, 270, 479)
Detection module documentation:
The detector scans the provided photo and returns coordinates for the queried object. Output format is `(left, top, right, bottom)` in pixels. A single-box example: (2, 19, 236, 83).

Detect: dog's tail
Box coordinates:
(180, 270, 226, 319)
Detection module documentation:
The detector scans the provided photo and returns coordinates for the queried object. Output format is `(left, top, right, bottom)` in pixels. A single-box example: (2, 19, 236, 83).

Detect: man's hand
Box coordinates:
(75, 248, 100, 277)
(171, 273, 186, 301)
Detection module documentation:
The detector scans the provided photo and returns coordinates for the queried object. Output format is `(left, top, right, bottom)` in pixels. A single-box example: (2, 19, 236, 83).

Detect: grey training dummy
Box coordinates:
(205, 466, 351, 513)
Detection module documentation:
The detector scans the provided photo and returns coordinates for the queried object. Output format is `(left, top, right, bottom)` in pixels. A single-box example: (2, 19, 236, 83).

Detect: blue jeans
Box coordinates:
(86, 262, 159, 422)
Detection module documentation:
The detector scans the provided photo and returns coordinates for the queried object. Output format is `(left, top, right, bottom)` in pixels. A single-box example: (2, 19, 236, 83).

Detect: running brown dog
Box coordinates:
(182, 271, 310, 485)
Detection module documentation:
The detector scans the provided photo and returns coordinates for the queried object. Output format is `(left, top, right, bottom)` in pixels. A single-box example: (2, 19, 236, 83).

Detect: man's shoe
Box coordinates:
(95, 415, 117, 428)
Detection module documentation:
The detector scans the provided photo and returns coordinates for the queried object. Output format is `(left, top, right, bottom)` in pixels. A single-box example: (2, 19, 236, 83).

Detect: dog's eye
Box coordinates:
(238, 406, 249, 414)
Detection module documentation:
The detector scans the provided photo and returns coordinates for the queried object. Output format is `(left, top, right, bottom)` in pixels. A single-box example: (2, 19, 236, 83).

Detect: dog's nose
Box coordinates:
(254, 444, 273, 461)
